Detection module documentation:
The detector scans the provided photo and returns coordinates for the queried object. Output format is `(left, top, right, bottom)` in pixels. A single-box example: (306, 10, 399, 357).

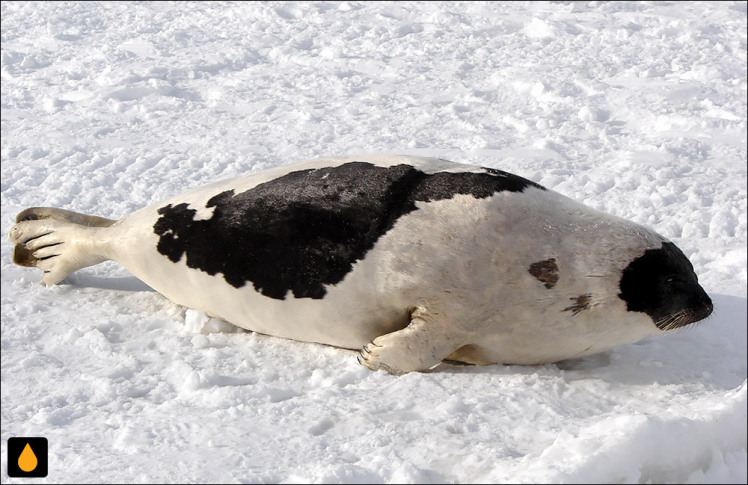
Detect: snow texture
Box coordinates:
(1, 1, 746, 483)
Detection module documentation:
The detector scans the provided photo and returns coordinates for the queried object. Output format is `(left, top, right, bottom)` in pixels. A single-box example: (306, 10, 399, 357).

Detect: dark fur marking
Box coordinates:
(528, 258, 559, 289)
(153, 162, 544, 299)
(618, 242, 713, 329)
(13, 244, 36, 267)
(563, 293, 593, 316)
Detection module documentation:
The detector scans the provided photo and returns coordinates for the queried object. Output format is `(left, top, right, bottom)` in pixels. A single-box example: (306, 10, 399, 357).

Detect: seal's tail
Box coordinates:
(9, 207, 117, 285)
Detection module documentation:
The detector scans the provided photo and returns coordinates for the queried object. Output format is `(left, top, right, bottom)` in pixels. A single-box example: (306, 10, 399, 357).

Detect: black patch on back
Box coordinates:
(528, 258, 559, 289)
(153, 162, 544, 299)
(618, 242, 713, 328)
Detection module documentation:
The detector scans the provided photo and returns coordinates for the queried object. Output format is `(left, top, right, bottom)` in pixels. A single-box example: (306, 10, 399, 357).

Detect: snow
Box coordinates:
(1, 1, 746, 483)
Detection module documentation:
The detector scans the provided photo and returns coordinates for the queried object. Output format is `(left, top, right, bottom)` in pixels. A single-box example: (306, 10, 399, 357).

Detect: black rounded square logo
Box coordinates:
(7, 437, 48, 478)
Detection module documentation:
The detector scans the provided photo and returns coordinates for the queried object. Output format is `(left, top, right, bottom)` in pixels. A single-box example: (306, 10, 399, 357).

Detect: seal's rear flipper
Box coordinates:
(15, 207, 116, 227)
(12, 243, 37, 267)
(357, 304, 464, 374)
(9, 207, 116, 285)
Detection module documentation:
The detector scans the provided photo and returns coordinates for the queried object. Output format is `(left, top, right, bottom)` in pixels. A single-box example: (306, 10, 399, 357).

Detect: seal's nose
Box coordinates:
(694, 291, 713, 322)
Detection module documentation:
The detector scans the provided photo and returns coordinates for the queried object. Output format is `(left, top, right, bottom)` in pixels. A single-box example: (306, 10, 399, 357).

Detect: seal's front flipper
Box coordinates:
(357, 304, 464, 374)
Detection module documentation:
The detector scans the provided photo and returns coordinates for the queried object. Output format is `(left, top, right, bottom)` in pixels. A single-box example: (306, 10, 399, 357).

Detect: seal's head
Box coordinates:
(618, 242, 713, 331)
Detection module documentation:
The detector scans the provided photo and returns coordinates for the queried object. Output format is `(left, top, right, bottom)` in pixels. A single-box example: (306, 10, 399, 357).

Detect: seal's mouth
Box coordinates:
(656, 300, 714, 331)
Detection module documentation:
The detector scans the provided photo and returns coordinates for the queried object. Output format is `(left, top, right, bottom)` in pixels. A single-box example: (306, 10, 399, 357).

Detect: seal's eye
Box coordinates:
(664, 275, 693, 288)
(665, 276, 684, 286)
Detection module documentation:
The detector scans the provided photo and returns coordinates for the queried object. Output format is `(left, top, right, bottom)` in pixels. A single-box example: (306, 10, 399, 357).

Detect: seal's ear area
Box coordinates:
(617, 242, 713, 330)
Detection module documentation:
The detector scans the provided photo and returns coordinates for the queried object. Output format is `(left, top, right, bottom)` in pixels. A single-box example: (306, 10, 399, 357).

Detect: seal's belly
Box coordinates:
(107, 202, 418, 349)
(112, 224, 413, 348)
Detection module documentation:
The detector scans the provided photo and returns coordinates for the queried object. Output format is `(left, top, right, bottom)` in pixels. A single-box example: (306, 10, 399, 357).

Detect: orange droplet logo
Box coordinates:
(18, 443, 38, 472)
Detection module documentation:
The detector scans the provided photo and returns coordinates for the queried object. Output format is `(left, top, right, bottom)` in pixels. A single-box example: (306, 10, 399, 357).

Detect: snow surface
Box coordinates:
(1, 1, 746, 483)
